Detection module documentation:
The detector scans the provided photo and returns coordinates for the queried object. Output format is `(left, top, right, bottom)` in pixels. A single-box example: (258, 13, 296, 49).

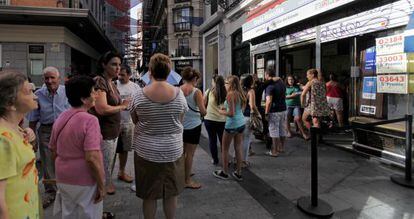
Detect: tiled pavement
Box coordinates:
(44, 129, 414, 219)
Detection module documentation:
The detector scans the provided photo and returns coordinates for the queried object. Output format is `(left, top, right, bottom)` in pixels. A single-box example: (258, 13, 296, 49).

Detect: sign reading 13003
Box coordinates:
(376, 53, 414, 74)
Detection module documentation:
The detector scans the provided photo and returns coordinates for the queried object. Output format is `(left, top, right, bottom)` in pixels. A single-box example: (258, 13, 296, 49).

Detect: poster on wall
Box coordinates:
(376, 34, 405, 55)
(375, 53, 414, 74)
(364, 47, 376, 72)
(362, 77, 377, 99)
(257, 69, 264, 79)
(377, 74, 409, 94)
(256, 58, 264, 69)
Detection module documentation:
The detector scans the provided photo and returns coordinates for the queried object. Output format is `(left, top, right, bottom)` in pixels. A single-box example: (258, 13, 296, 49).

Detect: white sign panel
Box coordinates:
(377, 74, 408, 94)
(376, 34, 405, 55)
(256, 58, 264, 69)
(242, 0, 356, 41)
(360, 105, 376, 115)
(376, 53, 408, 74)
(320, 0, 414, 43)
(278, 27, 316, 47)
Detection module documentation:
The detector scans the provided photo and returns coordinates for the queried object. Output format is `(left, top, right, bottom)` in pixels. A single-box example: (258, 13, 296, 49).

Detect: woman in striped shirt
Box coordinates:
(129, 53, 188, 219)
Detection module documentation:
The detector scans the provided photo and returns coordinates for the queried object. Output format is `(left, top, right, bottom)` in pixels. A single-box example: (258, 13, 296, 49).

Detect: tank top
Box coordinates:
(243, 90, 251, 117)
(183, 88, 202, 130)
(204, 89, 226, 122)
(224, 97, 245, 129)
(326, 82, 342, 98)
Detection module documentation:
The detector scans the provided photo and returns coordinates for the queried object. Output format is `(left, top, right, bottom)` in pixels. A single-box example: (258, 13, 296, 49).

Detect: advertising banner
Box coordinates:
(362, 77, 377, 100)
(242, 0, 356, 41)
(320, 0, 414, 43)
(377, 74, 408, 94)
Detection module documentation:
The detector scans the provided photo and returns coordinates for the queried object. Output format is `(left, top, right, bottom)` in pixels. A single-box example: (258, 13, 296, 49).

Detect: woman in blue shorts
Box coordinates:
(213, 75, 246, 181)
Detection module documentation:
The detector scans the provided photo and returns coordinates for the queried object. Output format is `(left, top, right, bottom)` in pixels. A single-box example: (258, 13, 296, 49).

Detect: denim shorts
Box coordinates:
(287, 106, 301, 118)
(225, 125, 245, 134)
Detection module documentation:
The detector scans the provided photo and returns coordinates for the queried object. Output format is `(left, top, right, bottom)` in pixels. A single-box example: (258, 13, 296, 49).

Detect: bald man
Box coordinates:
(28, 66, 70, 207)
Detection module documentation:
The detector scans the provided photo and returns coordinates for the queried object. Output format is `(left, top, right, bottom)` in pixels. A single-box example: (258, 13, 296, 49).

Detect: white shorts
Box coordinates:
(268, 111, 287, 138)
(327, 97, 343, 111)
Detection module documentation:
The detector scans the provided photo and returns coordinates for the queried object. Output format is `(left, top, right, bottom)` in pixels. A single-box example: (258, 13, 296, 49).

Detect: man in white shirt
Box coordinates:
(116, 65, 140, 183)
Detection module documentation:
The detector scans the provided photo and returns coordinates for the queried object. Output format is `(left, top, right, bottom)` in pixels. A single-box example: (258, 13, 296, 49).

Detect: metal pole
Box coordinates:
(311, 127, 318, 206)
(406, 114, 412, 181)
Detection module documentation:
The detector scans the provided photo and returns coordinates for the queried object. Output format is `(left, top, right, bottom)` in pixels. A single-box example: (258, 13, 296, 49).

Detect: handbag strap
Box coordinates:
(56, 111, 82, 140)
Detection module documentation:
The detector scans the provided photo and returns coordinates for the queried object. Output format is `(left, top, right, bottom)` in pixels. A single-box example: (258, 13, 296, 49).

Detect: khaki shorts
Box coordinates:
(116, 123, 134, 152)
(134, 154, 184, 200)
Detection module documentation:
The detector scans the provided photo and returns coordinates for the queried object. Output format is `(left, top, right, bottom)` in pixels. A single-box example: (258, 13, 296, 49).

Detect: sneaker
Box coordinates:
(232, 171, 243, 181)
(130, 184, 136, 192)
(213, 170, 229, 180)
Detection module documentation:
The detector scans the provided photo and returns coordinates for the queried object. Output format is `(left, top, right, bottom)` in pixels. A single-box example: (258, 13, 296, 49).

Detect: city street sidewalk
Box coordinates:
(44, 129, 414, 218)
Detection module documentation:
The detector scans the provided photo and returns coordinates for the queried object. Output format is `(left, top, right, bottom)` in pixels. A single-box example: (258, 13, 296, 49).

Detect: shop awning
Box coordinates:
(0, 6, 115, 53)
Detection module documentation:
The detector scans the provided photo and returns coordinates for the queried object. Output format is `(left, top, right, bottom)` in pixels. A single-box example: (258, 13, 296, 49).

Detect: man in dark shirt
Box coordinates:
(264, 69, 287, 156)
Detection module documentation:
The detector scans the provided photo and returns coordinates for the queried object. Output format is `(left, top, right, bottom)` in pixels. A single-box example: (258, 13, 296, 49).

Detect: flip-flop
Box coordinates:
(185, 182, 202, 189)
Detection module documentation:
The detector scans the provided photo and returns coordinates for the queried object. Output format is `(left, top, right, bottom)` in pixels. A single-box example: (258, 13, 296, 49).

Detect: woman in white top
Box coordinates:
(130, 54, 188, 219)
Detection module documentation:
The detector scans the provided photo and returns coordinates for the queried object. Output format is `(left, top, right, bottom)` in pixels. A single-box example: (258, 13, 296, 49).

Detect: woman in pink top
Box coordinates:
(326, 74, 344, 127)
(49, 76, 106, 219)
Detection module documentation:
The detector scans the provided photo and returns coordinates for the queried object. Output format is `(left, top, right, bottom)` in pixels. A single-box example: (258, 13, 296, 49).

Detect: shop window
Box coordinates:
(174, 7, 192, 32)
(232, 29, 250, 76)
(211, 0, 218, 15)
(176, 38, 191, 57)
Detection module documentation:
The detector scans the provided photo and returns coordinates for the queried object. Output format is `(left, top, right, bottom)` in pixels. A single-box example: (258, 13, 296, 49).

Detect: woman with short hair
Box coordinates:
(180, 67, 206, 189)
(130, 53, 188, 219)
(90, 51, 130, 195)
(49, 75, 106, 219)
(0, 70, 40, 219)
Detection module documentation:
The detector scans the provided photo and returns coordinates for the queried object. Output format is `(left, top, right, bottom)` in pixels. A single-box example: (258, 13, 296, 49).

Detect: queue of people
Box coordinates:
(0, 49, 345, 219)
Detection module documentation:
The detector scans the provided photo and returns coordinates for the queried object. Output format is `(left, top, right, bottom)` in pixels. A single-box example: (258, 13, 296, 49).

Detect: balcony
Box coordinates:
(176, 48, 191, 57)
(174, 22, 191, 32)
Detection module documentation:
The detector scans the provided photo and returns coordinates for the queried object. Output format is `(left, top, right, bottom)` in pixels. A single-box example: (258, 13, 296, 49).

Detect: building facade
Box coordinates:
(199, 0, 259, 91)
(0, 0, 131, 86)
(167, 0, 203, 75)
(142, 0, 168, 71)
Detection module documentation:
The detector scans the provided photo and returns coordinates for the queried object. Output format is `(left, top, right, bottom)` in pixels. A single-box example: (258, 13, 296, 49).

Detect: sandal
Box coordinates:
(118, 173, 133, 183)
(185, 182, 202, 189)
(241, 161, 251, 168)
(106, 184, 116, 195)
(103, 211, 115, 219)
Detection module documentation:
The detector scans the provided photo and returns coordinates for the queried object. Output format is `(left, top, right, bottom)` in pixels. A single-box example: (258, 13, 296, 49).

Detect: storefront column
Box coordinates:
(350, 37, 358, 117)
(275, 38, 280, 76)
(315, 26, 321, 69)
